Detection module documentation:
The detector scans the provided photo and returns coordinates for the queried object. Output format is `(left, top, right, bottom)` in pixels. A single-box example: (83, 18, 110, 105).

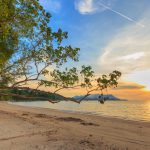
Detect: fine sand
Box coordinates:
(0, 102, 150, 150)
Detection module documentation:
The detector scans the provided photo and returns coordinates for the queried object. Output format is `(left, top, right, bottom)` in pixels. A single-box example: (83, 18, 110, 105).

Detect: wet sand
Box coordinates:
(0, 101, 150, 150)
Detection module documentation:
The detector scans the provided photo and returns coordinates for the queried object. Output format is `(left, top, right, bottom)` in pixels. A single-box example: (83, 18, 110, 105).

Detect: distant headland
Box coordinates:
(72, 94, 127, 101)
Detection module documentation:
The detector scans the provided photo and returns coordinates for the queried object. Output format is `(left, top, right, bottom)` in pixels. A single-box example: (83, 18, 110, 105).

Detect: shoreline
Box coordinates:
(9, 101, 150, 124)
(0, 101, 150, 150)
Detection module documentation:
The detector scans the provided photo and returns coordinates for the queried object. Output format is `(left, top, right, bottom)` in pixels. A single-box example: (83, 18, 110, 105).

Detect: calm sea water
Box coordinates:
(10, 100, 150, 122)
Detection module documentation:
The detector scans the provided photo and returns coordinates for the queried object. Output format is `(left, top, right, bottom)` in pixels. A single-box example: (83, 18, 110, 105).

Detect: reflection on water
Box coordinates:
(10, 100, 150, 122)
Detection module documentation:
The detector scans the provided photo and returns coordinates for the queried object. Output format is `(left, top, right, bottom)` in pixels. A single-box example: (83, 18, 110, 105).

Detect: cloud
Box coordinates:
(98, 13, 150, 73)
(109, 81, 150, 100)
(75, 0, 116, 14)
(114, 82, 145, 90)
(75, 0, 144, 27)
(97, 2, 145, 28)
(39, 0, 61, 13)
(125, 69, 150, 91)
(75, 0, 95, 14)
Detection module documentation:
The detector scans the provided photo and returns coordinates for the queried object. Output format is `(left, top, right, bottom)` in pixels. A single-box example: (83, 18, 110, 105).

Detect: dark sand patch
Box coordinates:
(56, 117, 99, 127)
(56, 117, 83, 122)
(80, 122, 99, 126)
(79, 139, 95, 149)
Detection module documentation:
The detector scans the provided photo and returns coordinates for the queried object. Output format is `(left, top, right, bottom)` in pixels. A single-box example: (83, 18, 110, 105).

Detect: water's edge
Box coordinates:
(9, 100, 150, 123)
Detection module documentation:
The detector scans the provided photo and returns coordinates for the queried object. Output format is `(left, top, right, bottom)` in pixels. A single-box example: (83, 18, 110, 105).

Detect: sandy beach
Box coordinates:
(0, 102, 150, 150)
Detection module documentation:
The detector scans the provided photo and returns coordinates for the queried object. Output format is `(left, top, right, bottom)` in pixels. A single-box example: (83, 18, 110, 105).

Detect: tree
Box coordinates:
(0, 0, 121, 103)
(0, 0, 16, 65)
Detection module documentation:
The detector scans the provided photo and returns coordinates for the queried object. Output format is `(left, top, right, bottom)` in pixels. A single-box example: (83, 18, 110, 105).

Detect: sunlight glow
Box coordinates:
(144, 85, 150, 91)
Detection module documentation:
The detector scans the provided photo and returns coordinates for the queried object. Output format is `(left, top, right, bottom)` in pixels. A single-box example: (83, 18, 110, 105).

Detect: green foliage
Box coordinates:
(0, 0, 121, 103)
(50, 68, 79, 87)
(80, 66, 94, 88)
(9, 88, 65, 101)
(96, 70, 121, 90)
(0, 0, 16, 64)
(0, 0, 79, 87)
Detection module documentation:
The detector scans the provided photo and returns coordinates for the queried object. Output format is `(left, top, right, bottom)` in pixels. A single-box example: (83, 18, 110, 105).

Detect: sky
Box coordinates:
(39, 0, 150, 100)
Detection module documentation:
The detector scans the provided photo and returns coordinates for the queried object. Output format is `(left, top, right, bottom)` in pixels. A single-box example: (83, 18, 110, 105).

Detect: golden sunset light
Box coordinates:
(1, 1, 150, 149)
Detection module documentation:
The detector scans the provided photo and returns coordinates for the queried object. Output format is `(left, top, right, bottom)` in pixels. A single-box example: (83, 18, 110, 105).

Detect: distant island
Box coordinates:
(72, 94, 127, 101)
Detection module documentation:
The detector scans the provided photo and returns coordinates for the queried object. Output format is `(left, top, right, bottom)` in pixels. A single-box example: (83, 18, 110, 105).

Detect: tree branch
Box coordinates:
(53, 85, 81, 94)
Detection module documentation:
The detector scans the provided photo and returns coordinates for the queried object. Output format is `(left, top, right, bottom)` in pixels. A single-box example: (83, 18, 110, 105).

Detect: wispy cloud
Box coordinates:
(98, 13, 150, 74)
(118, 52, 145, 61)
(75, 0, 116, 14)
(98, 2, 145, 28)
(75, 0, 144, 27)
(98, 12, 150, 91)
(114, 82, 145, 90)
(125, 69, 150, 91)
(39, 0, 61, 13)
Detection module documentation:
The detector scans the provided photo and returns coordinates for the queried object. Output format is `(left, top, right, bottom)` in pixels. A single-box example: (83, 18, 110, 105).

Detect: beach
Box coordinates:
(0, 102, 150, 150)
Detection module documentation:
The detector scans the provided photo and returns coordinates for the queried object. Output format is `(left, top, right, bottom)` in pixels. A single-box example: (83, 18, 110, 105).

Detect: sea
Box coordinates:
(10, 100, 150, 122)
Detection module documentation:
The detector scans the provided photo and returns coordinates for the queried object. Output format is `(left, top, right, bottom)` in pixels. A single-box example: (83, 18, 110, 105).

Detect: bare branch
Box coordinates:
(78, 87, 99, 103)
(53, 85, 81, 94)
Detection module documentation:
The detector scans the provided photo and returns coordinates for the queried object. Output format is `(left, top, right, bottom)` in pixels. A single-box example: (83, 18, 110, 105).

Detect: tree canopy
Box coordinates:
(0, 0, 121, 103)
